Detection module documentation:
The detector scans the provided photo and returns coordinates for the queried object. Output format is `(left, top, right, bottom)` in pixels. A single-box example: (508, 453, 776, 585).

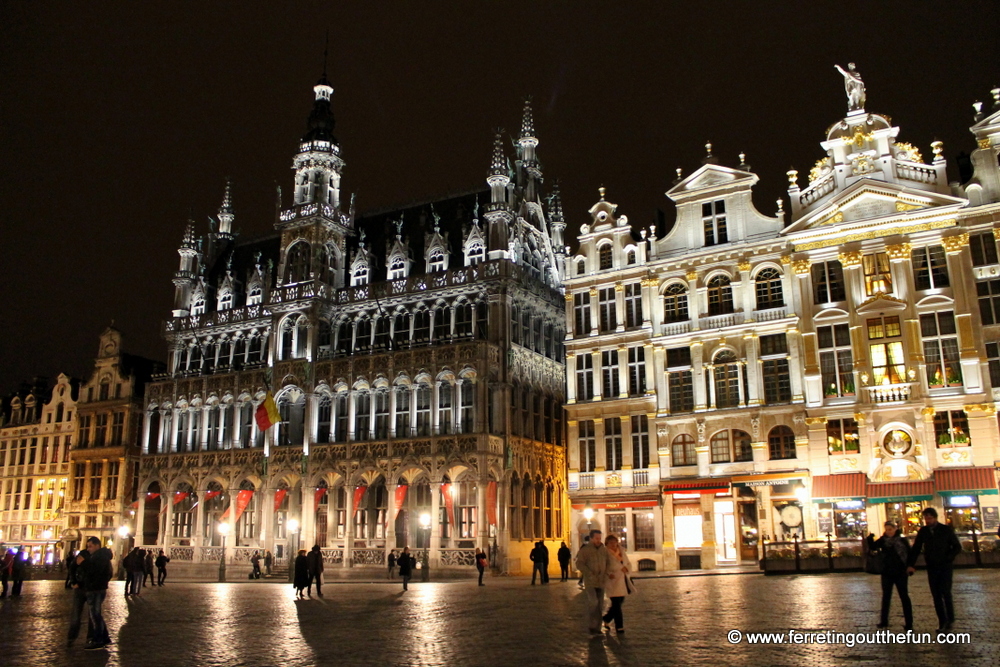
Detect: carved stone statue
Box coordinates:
(835, 63, 866, 112)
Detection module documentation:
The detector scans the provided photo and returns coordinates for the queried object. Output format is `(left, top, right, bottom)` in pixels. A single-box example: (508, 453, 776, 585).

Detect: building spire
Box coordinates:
(520, 96, 535, 140)
(489, 130, 507, 178)
(217, 178, 234, 236)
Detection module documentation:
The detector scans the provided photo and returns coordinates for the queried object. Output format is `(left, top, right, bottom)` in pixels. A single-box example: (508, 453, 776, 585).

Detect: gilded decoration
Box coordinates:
(885, 243, 912, 261)
(808, 157, 832, 184)
(640, 278, 659, 287)
(992, 227, 1000, 240)
(780, 255, 793, 265)
(614, 282, 624, 292)
(564, 293, 574, 302)
(838, 250, 863, 267)
(895, 202, 920, 213)
(979, 138, 993, 150)
(737, 261, 752, 272)
(606, 472, 622, 487)
(588, 287, 599, 297)
(804, 417, 827, 426)
(845, 127, 875, 148)
(830, 457, 858, 473)
(964, 404, 997, 415)
(792, 259, 812, 275)
(820, 211, 845, 226)
(939, 449, 972, 466)
(795, 219, 956, 252)
(941, 233, 970, 254)
(685, 271, 698, 281)
(893, 142, 923, 163)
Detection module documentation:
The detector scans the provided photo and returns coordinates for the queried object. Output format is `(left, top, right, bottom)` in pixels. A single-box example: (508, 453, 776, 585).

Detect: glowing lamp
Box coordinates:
(419, 513, 431, 528)
(117, 525, 130, 539)
(286, 518, 299, 534)
(582, 507, 595, 521)
(218, 522, 231, 536)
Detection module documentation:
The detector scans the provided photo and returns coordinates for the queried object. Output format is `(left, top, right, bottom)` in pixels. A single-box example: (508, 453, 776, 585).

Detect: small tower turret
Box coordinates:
(485, 131, 513, 260)
(172, 221, 199, 316)
(216, 178, 235, 237)
(292, 75, 345, 208)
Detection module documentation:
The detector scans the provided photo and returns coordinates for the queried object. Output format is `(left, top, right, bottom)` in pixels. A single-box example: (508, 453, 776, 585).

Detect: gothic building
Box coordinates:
(0, 374, 77, 564)
(137, 76, 567, 575)
(564, 68, 1000, 570)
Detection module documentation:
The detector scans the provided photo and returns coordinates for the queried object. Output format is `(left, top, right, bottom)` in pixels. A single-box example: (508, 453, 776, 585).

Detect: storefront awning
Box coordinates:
(935, 467, 999, 497)
(811, 472, 867, 503)
(866, 481, 935, 504)
(661, 478, 731, 494)
(731, 471, 806, 488)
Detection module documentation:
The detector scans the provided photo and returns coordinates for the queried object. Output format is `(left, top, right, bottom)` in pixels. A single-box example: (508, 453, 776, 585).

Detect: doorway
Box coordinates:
(714, 500, 736, 562)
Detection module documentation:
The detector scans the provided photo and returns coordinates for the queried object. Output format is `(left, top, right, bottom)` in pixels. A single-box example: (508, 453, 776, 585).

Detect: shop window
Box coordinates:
(922, 311, 961, 388)
(944, 495, 981, 531)
(817, 500, 867, 538)
(606, 512, 627, 550)
(862, 252, 892, 295)
(885, 501, 925, 536)
(912, 245, 950, 290)
(977, 279, 1000, 325)
(662, 283, 689, 323)
(768, 425, 796, 460)
(934, 410, 970, 447)
(826, 418, 860, 454)
(818, 324, 855, 397)
(812, 261, 846, 304)
(633, 512, 656, 551)
(970, 231, 999, 267)
(671, 434, 696, 466)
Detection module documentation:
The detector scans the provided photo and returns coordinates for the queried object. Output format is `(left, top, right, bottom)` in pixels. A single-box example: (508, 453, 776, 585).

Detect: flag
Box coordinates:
(273, 488, 288, 511)
(255, 392, 280, 431)
(441, 483, 456, 529)
(487, 481, 498, 526)
(394, 484, 408, 519)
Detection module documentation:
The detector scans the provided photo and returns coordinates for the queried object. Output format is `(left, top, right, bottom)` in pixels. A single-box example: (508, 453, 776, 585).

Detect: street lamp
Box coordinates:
(286, 518, 300, 583)
(217, 522, 230, 583)
(419, 512, 431, 581)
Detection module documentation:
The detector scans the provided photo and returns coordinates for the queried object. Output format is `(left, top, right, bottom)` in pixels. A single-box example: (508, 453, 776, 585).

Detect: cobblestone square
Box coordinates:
(1, 571, 998, 666)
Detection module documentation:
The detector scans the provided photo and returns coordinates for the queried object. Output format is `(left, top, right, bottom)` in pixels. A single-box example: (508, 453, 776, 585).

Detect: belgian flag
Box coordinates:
(255, 392, 280, 431)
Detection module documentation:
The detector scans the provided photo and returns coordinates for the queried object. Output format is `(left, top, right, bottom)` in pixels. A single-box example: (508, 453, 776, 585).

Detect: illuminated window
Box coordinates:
(922, 311, 961, 388)
(604, 417, 623, 470)
(703, 200, 728, 246)
(862, 252, 892, 295)
(710, 429, 753, 464)
(818, 324, 855, 397)
(429, 249, 446, 272)
(867, 316, 901, 340)
(631, 415, 649, 468)
(666, 347, 693, 413)
(671, 434, 696, 466)
(389, 256, 406, 279)
(934, 410, 970, 447)
(826, 418, 860, 455)
(870, 341, 905, 385)
(663, 283, 689, 323)
(912, 245, 949, 290)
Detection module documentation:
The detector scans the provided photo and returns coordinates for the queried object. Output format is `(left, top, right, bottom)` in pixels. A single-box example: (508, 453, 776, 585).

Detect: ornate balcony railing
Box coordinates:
(864, 382, 913, 403)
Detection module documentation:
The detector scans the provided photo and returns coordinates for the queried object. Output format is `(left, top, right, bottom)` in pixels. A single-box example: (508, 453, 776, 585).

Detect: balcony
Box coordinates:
(864, 382, 913, 403)
(699, 312, 740, 330)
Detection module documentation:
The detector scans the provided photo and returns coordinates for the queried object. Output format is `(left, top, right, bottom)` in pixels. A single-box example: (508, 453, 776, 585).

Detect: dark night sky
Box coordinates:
(2, 3, 998, 393)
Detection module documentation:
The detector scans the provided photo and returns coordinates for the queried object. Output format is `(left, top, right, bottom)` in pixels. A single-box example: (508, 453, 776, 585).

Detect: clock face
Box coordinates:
(104, 342, 116, 355)
(779, 504, 803, 528)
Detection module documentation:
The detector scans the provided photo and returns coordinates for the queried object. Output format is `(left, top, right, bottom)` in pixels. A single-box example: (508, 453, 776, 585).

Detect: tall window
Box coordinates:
(922, 311, 962, 387)
(94, 414, 108, 446)
(672, 434, 696, 466)
(575, 354, 594, 400)
(934, 410, 970, 447)
(812, 261, 846, 303)
(334, 394, 348, 442)
(987, 342, 1000, 388)
(393, 312, 410, 348)
(576, 258, 586, 276)
(977, 279, 1000, 325)
(601, 350, 620, 398)
(604, 417, 623, 470)
(317, 395, 332, 443)
(713, 350, 741, 408)
(579, 420, 596, 473)
(818, 324, 855, 397)
(755, 268, 784, 309)
(768, 425, 796, 460)
(826, 418, 859, 454)
(627, 346, 646, 396)
(80, 415, 91, 447)
(454, 302, 473, 338)
(598, 288, 617, 332)
(663, 283, 689, 323)
(109, 411, 124, 446)
(373, 316, 391, 350)
(412, 310, 430, 343)
(415, 385, 431, 436)
(354, 392, 371, 440)
(666, 347, 694, 413)
(868, 316, 905, 385)
(438, 383, 453, 435)
(912, 245, 950, 290)
(703, 200, 728, 246)
(710, 429, 753, 464)
(434, 306, 450, 342)
(970, 231, 999, 267)
(707, 276, 734, 315)
(73, 463, 85, 500)
(631, 415, 649, 468)
(599, 244, 613, 270)
(355, 317, 372, 352)
(89, 462, 103, 500)
(573, 292, 591, 335)
(459, 381, 475, 433)
(633, 513, 655, 551)
(374, 391, 390, 439)
(624, 283, 643, 328)
(106, 461, 119, 500)
(760, 334, 791, 404)
(863, 252, 892, 295)
(284, 242, 311, 284)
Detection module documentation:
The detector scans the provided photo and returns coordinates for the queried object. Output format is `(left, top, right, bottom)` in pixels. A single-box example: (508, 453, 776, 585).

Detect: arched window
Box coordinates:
(279, 318, 295, 360)
(663, 283, 689, 323)
(373, 315, 390, 351)
(438, 381, 453, 434)
(352, 262, 369, 286)
(413, 309, 430, 343)
(755, 268, 784, 310)
(429, 249, 446, 272)
(277, 392, 305, 447)
(713, 350, 741, 408)
(509, 474, 521, 540)
(672, 434, 696, 466)
(710, 429, 753, 464)
(191, 295, 205, 316)
(316, 245, 333, 284)
(707, 275, 734, 315)
(284, 242, 311, 284)
(626, 250, 637, 265)
(335, 319, 352, 355)
(247, 284, 262, 305)
(468, 243, 484, 266)
(433, 306, 450, 341)
(317, 394, 332, 443)
(354, 391, 371, 440)
(393, 311, 410, 348)
(355, 316, 372, 352)
(318, 320, 332, 358)
(389, 256, 406, 280)
(295, 316, 308, 358)
(768, 425, 796, 460)
(576, 258, 586, 276)
(454, 302, 473, 338)
(599, 244, 613, 270)
(218, 290, 233, 311)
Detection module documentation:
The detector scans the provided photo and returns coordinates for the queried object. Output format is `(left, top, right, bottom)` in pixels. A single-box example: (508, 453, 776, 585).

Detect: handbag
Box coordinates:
(864, 548, 884, 575)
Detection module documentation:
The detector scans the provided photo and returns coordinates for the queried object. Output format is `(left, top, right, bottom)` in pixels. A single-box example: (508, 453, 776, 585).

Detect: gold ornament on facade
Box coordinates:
(885, 243, 912, 261)
(979, 138, 993, 150)
(640, 278, 659, 287)
(853, 412, 866, 425)
(780, 255, 793, 265)
(792, 259, 812, 275)
(614, 282, 625, 292)
(893, 142, 923, 163)
(992, 227, 1000, 240)
(941, 233, 970, 254)
(565, 293, 575, 302)
(795, 219, 956, 252)
(804, 417, 827, 426)
(838, 250, 863, 267)
(845, 127, 875, 148)
(964, 403, 997, 415)
(589, 287, 599, 297)
(738, 261, 752, 272)
(895, 202, 920, 213)
(808, 157, 832, 184)
(685, 270, 698, 281)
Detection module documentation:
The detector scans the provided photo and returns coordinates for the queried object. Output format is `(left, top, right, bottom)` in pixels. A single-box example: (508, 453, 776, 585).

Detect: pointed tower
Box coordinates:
(518, 97, 542, 201)
(292, 75, 345, 208)
(216, 179, 235, 237)
(172, 222, 199, 316)
(548, 180, 567, 272)
(485, 131, 513, 260)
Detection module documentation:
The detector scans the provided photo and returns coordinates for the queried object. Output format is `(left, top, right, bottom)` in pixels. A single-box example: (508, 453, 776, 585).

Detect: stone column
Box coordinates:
(745, 333, 762, 406)
(692, 342, 707, 410)
(943, 234, 983, 392)
(700, 493, 718, 569)
(687, 271, 701, 330)
(590, 350, 602, 401)
(566, 353, 577, 403)
(388, 389, 397, 438)
(787, 330, 805, 403)
(192, 487, 205, 559)
(386, 482, 397, 559)
(588, 287, 599, 336)
(564, 292, 575, 337)
(170, 407, 179, 452)
(261, 488, 276, 555)
(614, 282, 626, 332)
(661, 496, 678, 570)
(135, 492, 146, 546)
(617, 345, 629, 398)
(641, 277, 656, 328)
(430, 481, 442, 568)
(141, 412, 153, 454)
(738, 261, 754, 317)
(225, 487, 238, 565)
(477, 480, 489, 552)
(301, 485, 316, 551)
(653, 345, 668, 414)
(347, 392, 357, 442)
(432, 381, 441, 435)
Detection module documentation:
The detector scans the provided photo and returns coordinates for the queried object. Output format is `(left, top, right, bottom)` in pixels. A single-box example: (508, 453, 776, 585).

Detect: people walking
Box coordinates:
(264, 550, 273, 576)
(475, 548, 488, 586)
(251, 551, 262, 579)
(387, 550, 397, 579)
(398, 547, 415, 591)
(129, 548, 145, 596)
(143, 549, 154, 587)
(67, 549, 89, 647)
(601, 535, 633, 634)
(0, 547, 13, 598)
(867, 521, 913, 630)
(307, 545, 324, 597)
(78, 536, 114, 650)
(557, 542, 572, 582)
(11, 549, 29, 596)
(65, 554, 76, 588)
(530, 541, 547, 585)
(122, 548, 135, 597)
(155, 550, 170, 586)
(293, 549, 310, 598)
(907, 507, 963, 630)
(576, 530, 617, 635)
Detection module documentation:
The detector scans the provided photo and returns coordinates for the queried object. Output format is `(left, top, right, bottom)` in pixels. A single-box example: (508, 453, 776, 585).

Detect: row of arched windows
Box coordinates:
(670, 425, 797, 465)
(509, 474, 563, 541)
(174, 332, 268, 374)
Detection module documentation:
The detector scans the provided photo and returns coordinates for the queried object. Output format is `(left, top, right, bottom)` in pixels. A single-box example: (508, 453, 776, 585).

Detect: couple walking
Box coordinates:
(293, 545, 325, 598)
(576, 529, 634, 635)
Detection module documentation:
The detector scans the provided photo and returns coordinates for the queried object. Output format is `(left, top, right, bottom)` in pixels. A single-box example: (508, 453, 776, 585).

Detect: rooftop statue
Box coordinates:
(835, 63, 866, 112)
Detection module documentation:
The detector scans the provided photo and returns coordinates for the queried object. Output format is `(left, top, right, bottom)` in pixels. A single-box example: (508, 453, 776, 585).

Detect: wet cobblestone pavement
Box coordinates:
(1, 571, 997, 666)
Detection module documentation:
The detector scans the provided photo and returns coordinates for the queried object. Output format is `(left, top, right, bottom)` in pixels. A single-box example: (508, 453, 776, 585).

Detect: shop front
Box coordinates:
(571, 498, 662, 569)
(811, 473, 868, 538)
(662, 478, 732, 569)
(731, 472, 808, 542)
(866, 480, 934, 535)
(935, 467, 1000, 531)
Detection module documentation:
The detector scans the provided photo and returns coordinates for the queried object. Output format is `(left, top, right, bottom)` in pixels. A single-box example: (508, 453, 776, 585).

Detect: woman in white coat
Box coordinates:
(602, 535, 632, 634)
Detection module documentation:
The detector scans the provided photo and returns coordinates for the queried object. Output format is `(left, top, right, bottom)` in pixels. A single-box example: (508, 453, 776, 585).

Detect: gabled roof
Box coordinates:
(666, 163, 758, 202)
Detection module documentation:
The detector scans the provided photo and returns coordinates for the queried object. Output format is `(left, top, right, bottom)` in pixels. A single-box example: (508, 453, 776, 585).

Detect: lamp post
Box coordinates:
(286, 518, 300, 583)
(42, 529, 53, 571)
(217, 522, 230, 583)
(419, 512, 431, 582)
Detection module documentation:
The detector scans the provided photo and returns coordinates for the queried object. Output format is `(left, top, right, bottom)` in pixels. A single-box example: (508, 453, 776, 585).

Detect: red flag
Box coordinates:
(394, 484, 408, 519)
(221, 489, 254, 522)
(204, 490, 223, 501)
(273, 488, 288, 511)
(441, 483, 456, 529)
(315, 486, 328, 506)
(131, 492, 160, 509)
(161, 491, 190, 514)
(487, 481, 498, 526)
(353, 486, 366, 512)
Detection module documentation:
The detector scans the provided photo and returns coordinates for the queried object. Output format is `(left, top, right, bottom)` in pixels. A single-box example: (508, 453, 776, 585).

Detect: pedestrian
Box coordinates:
(576, 529, 617, 635)
(123, 548, 135, 597)
(264, 550, 273, 576)
(907, 507, 963, 631)
(66, 549, 89, 647)
(11, 549, 30, 596)
(129, 548, 145, 596)
(307, 545, 324, 597)
(155, 549, 170, 586)
(398, 546, 415, 591)
(78, 536, 114, 650)
(293, 549, 310, 598)
(540, 541, 550, 583)
(530, 541, 546, 585)
(557, 542, 572, 582)
(475, 548, 488, 586)
(866, 521, 913, 631)
(601, 535, 633, 635)
(0, 546, 13, 598)
(251, 551, 262, 579)
(143, 550, 154, 587)
(65, 553, 76, 589)
(577, 541, 588, 590)
(387, 550, 397, 579)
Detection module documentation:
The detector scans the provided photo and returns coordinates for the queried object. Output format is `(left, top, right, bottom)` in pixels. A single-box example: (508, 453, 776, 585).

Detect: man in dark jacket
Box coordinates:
(155, 550, 170, 586)
(557, 542, 572, 582)
(306, 545, 324, 597)
(529, 542, 546, 585)
(867, 522, 912, 630)
(67, 549, 90, 646)
(11, 550, 29, 596)
(78, 536, 114, 650)
(907, 507, 963, 630)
